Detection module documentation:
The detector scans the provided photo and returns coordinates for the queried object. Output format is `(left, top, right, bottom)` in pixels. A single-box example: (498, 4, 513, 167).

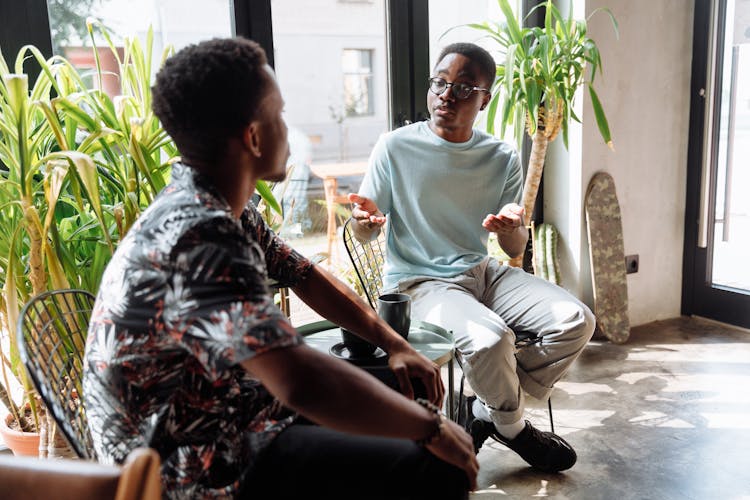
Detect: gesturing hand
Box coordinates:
(348, 193, 386, 229)
(482, 203, 524, 235)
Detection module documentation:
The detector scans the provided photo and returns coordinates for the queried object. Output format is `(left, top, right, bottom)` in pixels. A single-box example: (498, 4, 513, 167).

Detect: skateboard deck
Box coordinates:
(585, 172, 630, 343)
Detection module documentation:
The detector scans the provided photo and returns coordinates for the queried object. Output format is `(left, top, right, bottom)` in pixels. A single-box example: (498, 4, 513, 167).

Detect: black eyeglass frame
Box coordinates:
(427, 77, 489, 100)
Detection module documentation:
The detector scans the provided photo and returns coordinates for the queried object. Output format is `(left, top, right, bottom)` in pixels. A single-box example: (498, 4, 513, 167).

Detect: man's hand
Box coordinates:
(387, 347, 445, 407)
(349, 193, 386, 229)
(426, 418, 479, 491)
(482, 203, 524, 235)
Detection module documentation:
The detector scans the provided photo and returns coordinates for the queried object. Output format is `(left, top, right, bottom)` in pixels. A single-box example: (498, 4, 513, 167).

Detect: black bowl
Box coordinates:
(340, 328, 377, 357)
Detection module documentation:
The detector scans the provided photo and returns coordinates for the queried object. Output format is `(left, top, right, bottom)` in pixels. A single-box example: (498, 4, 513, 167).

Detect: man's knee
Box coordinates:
(457, 325, 515, 362)
(581, 303, 596, 340)
(563, 301, 596, 355)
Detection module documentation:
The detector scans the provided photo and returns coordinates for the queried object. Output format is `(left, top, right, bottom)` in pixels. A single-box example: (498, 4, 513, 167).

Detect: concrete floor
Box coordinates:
(3, 315, 747, 498)
(471, 316, 750, 499)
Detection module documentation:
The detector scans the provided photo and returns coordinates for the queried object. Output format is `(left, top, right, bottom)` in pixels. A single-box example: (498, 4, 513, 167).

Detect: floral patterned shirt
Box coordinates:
(83, 164, 312, 499)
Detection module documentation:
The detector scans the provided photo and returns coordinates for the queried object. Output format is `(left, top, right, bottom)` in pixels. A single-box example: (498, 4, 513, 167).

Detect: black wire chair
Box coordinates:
(342, 218, 387, 311)
(17, 289, 97, 459)
(342, 218, 555, 432)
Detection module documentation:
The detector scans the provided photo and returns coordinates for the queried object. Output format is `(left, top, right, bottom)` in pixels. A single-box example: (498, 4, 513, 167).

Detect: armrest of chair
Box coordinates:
(0, 454, 120, 499)
(116, 447, 161, 500)
(0, 447, 161, 500)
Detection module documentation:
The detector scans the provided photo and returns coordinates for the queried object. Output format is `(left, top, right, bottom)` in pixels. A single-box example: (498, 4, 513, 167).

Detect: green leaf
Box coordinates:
(53, 97, 99, 131)
(500, 93, 513, 138)
(256, 180, 282, 216)
(45, 151, 114, 251)
(588, 84, 613, 148)
(485, 92, 500, 136)
(504, 44, 517, 98)
(497, 0, 523, 44)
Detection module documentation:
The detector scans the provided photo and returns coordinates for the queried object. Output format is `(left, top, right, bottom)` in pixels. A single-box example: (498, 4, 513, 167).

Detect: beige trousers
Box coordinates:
(397, 258, 595, 426)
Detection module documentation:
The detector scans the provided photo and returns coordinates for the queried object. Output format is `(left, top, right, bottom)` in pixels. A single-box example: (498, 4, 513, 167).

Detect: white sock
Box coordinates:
(495, 419, 525, 440)
(472, 398, 492, 422)
(472, 398, 525, 439)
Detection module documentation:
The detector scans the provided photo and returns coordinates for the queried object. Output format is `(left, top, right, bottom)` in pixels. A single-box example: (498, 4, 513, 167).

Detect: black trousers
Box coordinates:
(243, 421, 469, 500)
(242, 369, 469, 499)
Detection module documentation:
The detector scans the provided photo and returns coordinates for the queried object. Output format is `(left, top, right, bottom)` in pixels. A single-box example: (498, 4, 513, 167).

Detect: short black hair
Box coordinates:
(152, 37, 269, 164)
(436, 43, 496, 88)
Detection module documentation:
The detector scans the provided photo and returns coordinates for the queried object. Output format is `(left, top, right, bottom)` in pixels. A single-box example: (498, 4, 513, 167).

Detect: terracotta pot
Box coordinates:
(1, 413, 40, 456)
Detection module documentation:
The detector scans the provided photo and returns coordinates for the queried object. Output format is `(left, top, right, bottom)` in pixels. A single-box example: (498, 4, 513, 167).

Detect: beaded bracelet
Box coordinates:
(414, 398, 444, 447)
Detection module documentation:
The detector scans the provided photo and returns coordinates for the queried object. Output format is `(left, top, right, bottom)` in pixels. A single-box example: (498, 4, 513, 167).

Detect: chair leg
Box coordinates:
(451, 351, 466, 424)
(548, 396, 554, 434)
(447, 359, 455, 422)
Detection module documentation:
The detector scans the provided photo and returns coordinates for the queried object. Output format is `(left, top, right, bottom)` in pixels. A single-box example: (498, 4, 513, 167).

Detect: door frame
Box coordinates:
(681, 0, 750, 328)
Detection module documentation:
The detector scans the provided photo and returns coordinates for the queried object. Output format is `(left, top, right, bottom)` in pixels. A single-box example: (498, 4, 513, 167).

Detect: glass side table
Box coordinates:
(299, 320, 458, 421)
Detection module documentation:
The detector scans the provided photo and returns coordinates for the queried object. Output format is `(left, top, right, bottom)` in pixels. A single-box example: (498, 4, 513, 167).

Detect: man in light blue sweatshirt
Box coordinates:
(350, 42, 595, 473)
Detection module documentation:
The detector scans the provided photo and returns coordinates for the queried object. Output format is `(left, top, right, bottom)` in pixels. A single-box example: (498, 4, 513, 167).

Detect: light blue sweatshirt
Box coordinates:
(359, 121, 523, 289)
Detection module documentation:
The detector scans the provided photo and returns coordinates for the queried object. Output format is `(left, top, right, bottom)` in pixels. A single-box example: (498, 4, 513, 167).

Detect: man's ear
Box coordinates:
(480, 93, 491, 111)
(242, 122, 262, 158)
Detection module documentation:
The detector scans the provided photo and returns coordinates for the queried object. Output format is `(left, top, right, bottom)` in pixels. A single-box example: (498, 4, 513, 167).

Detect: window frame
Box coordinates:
(0, 0, 54, 78)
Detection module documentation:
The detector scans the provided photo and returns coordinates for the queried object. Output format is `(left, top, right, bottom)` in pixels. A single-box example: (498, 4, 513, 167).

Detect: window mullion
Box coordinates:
(231, 0, 275, 68)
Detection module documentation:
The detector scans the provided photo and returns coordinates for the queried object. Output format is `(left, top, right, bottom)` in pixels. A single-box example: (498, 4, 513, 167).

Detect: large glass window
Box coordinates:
(270, 0, 388, 323)
(270, 7, 386, 240)
(46, 0, 232, 93)
(48, 0, 232, 52)
(711, 0, 750, 291)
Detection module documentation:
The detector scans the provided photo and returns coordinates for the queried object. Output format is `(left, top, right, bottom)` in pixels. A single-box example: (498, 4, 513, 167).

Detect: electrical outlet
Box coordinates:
(625, 254, 639, 274)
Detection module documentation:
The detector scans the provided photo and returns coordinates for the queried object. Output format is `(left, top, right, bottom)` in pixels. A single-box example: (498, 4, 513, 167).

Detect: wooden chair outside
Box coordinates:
(17, 289, 97, 458)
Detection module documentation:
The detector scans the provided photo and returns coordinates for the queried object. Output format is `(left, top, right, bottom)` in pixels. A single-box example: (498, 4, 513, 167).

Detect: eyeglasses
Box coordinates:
(428, 77, 488, 100)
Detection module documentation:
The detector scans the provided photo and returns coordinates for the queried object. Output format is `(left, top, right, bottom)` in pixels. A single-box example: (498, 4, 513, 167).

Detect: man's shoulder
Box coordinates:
(472, 128, 516, 153)
(380, 121, 426, 144)
(471, 133, 519, 171)
(128, 186, 240, 259)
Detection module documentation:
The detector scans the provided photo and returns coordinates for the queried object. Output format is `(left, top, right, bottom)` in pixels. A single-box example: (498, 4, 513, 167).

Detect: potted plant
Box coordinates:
(464, 0, 616, 267)
(0, 44, 102, 457)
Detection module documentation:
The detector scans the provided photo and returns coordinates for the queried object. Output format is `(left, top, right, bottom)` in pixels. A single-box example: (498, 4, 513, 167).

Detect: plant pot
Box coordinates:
(1, 413, 40, 456)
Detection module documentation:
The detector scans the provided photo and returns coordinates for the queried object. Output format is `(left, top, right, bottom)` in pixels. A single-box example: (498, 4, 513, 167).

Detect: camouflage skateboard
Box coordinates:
(585, 172, 630, 343)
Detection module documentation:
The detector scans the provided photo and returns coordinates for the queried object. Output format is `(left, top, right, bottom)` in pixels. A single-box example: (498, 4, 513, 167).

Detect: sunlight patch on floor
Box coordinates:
(616, 372, 750, 404)
(702, 412, 750, 429)
(554, 381, 615, 395)
(625, 344, 750, 363)
(628, 411, 695, 428)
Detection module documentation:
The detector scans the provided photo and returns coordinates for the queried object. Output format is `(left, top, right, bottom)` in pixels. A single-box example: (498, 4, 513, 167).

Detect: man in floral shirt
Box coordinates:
(83, 38, 477, 499)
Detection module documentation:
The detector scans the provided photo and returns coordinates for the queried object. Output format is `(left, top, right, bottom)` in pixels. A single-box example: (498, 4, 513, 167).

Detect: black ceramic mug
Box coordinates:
(377, 293, 411, 340)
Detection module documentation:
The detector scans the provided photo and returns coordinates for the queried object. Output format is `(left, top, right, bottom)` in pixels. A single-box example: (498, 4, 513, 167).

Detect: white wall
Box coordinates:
(547, 0, 694, 326)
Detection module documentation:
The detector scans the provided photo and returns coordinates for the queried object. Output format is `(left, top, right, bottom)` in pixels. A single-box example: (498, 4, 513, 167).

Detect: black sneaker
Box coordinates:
(491, 420, 577, 473)
(462, 396, 497, 454)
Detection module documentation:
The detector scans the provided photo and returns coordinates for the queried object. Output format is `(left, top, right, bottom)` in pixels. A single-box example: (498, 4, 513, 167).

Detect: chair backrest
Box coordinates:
(17, 289, 97, 459)
(0, 446, 161, 500)
(342, 218, 386, 309)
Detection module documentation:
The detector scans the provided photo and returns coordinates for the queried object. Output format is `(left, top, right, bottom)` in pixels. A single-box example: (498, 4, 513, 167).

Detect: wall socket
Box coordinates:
(625, 254, 639, 274)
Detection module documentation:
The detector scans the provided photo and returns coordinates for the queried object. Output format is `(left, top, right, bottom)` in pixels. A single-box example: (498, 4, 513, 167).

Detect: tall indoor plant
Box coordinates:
(466, 0, 616, 265)
(0, 43, 107, 456)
